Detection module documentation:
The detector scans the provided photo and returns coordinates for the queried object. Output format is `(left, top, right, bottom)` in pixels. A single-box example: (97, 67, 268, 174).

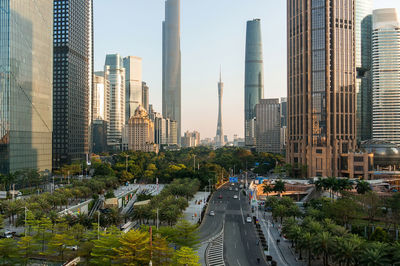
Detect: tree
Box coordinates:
(360, 242, 390, 266)
(172, 246, 200, 266)
(0, 238, 18, 265)
(150, 234, 173, 266)
(262, 183, 274, 197)
(313, 231, 332, 266)
(90, 227, 121, 265)
(32, 217, 52, 253)
(113, 229, 149, 265)
(17, 236, 37, 265)
(332, 235, 364, 266)
(273, 179, 286, 197)
(170, 220, 199, 249)
(299, 232, 314, 266)
(356, 180, 371, 194)
(47, 233, 75, 262)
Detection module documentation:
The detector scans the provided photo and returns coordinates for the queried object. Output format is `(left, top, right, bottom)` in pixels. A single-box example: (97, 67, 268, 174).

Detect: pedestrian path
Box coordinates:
(183, 191, 210, 224)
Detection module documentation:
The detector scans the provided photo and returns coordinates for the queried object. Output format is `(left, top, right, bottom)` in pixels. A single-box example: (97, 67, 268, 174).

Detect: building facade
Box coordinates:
(255, 99, 281, 153)
(126, 106, 158, 153)
(162, 0, 181, 145)
(355, 0, 373, 142)
(92, 73, 109, 121)
(182, 131, 200, 148)
(123, 56, 142, 122)
(287, 0, 356, 177)
(52, 0, 92, 168)
(245, 19, 264, 147)
(0, 0, 53, 173)
(372, 9, 400, 144)
(280, 97, 287, 152)
(142, 81, 149, 112)
(215, 71, 224, 147)
(104, 54, 125, 151)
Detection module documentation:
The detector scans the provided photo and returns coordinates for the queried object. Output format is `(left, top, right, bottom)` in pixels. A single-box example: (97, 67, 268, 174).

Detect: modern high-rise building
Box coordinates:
(355, 0, 373, 142)
(182, 131, 200, 148)
(105, 54, 125, 151)
(123, 56, 142, 122)
(0, 0, 53, 174)
(372, 9, 400, 144)
(245, 19, 264, 147)
(126, 106, 158, 153)
(92, 73, 110, 121)
(255, 99, 281, 154)
(142, 81, 149, 112)
(287, 0, 356, 177)
(280, 97, 287, 152)
(53, 0, 93, 168)
(162, 0, 181, 145)
(215, 70, 224, 147)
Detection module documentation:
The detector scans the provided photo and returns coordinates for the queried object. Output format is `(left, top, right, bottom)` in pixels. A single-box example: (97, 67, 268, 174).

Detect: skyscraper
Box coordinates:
(53, 0, 93, 168)
(355, 0, 373, 142)
(162, 0, 181, 145)
(142, 81, 149, 112)
(105, 54, 125, 151)
(255, 99, 281, 154)
(244, 19, 264, 147)
(215, 70, 224, 147)
(91, 73, 109, 154)
(287, 0, 356, 177)
(123, 56, 142, 122)
(0, 0, 53, 174)
(372, 8, 400, 144)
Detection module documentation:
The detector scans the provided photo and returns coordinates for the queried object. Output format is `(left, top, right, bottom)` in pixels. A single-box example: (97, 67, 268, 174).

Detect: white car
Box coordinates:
(235, 188, 238, 191)
(233, 195, 238, 199)
(246, 216, 252, 223)
(229, 187, 232, 191)
(209, 211, 215, 216)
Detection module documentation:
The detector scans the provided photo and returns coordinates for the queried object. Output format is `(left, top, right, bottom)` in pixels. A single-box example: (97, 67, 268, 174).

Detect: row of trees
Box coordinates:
(0, 212, 200, 265)
(314, 177, 373, 197)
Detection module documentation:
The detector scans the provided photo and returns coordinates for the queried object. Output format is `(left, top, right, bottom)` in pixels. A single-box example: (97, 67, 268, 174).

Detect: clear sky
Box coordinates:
(94, 0, 400, 140)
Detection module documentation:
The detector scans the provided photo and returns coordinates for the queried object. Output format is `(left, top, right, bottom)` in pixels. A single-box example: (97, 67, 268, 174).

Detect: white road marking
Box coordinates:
(262, 219, 288, 266)
(240, 207, 245, 224)
(236, 259, 242, 266)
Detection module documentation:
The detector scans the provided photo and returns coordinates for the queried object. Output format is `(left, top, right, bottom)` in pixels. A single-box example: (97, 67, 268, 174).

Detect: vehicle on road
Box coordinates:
(235, 188, 238, 191)
(229, 187, 232, 191)
(246, 216, 252, 223)
(233, 195, 238, 199)
(209, 211, 215, 216)
(218, 194, 222, 199)
(239, 184, 243, 189)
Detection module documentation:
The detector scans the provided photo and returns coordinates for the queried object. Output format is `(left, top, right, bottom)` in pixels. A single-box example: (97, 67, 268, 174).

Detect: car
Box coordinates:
(233, 195, 238, 199)
(235, 188, 238, 191)
(67, 245, 78, 251)
(218, 195, 222, 199)
(246, 216, 252, 223)
(209, 211, 215, 216)
(229, 187, 232, 191)
(239, 184, 243, 189)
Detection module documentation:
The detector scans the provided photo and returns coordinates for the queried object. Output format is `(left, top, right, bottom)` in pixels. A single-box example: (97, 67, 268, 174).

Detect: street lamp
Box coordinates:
(193, 155, 196, 171)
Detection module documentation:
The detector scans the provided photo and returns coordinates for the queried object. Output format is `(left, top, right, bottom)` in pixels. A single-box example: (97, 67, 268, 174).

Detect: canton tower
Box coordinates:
(216, 70, 224, 147)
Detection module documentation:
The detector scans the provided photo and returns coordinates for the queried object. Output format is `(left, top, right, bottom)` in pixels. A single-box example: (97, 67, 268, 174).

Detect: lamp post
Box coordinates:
(193, 155, 196, 171)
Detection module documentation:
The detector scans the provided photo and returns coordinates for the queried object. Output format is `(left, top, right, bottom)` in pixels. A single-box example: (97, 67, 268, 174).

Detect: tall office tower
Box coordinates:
(52, 0, 93, 168)
(162, 0, 181, 145)
(105, 54, 125, 151)
(280, 97, 288, 152)
(355, 0, 373, 142)
(123, 56, 142, 122)
(255, 99, 281, 153)
(142, 81, 149, 112)
(287, 0, 356, 177)
(215, 71, 224, 147)
(0, 1, 53, 174)
(244, 19, 264, 147)
(92, 73, 110, 154)
(372, 9, 400, 144)
(126, 106, 158, 153)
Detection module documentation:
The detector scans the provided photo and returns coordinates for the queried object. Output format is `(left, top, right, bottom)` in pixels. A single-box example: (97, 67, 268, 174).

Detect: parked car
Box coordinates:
(218, 195, 223, 199)
(209, 211, 215, 216)
(246, 216, 252, 223)
(233, 195, 238, 199)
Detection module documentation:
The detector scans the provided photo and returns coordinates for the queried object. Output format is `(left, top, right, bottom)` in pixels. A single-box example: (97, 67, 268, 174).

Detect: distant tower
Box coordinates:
(216, 69, 224, 147)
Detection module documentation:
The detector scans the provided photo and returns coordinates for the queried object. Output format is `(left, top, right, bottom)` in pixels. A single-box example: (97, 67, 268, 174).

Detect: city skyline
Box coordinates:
(94, 1, 400, 140)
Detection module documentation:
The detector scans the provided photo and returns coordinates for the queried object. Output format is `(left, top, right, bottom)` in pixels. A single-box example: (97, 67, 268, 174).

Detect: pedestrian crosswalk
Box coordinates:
(206, 228, 225, 266)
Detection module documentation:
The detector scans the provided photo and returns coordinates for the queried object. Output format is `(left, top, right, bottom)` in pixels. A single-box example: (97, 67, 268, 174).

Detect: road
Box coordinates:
(199, 182, 266, 266)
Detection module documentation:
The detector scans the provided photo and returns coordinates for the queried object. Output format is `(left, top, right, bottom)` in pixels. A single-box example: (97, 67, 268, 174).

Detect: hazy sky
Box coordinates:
(94, 1, 400, 140)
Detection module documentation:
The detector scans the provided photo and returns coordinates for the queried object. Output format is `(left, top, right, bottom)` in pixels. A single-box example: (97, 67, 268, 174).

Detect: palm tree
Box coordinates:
(390, 242, 400, 265)
(360, 242, 390, 266)
(332, 235, 363, 266)
(300, 232, 314, 266)
(262, 183, 274, 197)
(337, 178, 353, 192)
(313, 231, 332, 266)
(273, 179, 286, 197)
(356, 180, 371, 194)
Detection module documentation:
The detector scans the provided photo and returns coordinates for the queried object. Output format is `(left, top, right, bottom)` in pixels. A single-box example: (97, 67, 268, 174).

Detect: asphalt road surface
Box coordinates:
(199, 182, 267, 266)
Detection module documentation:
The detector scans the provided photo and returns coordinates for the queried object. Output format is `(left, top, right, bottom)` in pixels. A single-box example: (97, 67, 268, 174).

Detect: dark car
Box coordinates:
(218, 194, 223, 199)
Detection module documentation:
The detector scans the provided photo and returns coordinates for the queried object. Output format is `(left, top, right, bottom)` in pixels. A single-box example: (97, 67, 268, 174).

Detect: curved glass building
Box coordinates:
(244, 19, 264, 146)
(372, 9, 400, 144)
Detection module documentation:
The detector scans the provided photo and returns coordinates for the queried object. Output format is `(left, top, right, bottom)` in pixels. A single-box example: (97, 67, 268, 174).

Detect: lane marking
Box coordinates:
(240, 207, 245, 224)
(262, 219, 288, 266)
(236, 259, 242, 266)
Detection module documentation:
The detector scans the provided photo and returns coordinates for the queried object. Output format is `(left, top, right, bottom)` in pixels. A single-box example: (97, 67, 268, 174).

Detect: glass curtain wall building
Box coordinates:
(244, 19, 264, 147)
(123, 56, 142, 123)
(355, 0, 373, 142)
(287, 0, 356, 177)
(372, 9, 400, 144)
(0, 0, 53, 173)
(162, 0, 181, 145)
(53, 0, 92, 168)
(105, 54, 125, 151)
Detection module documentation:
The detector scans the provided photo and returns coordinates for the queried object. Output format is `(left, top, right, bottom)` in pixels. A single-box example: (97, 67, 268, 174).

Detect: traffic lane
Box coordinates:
(224, 188, 267, 266)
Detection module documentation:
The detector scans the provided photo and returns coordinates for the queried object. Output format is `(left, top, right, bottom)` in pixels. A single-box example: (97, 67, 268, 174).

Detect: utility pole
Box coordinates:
(156, 208, 159, 230)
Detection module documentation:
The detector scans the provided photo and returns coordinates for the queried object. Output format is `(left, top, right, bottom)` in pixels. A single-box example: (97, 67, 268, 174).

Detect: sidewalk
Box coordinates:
(182, 191, 210, 225)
